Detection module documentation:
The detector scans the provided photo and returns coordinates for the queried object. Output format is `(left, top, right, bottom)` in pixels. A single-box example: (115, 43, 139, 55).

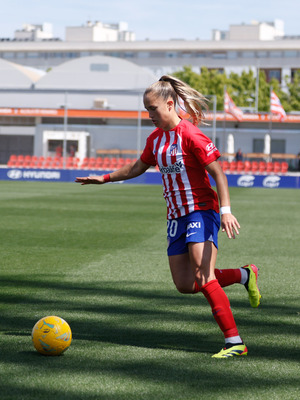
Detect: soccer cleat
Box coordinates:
(243, 264, 261, 308)
(212, 343, 248, 358)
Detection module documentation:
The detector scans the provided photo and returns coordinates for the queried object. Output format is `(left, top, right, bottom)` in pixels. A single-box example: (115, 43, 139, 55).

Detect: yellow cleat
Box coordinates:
(243, 264, 261, 308)
(212, 344, 248, 358)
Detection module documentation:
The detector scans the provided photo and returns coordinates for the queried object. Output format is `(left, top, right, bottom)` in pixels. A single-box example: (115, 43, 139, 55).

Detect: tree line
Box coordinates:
(173, 66, 300, 113)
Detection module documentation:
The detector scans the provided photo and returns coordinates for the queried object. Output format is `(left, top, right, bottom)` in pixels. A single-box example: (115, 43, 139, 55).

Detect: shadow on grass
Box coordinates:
(0, 275, 299, 362)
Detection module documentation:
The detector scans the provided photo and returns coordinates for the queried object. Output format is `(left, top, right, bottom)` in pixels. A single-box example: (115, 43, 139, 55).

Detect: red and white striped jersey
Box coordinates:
(141, 119, 220, 219)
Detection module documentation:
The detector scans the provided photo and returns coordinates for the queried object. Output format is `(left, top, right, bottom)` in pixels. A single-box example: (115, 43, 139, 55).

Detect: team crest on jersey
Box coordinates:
(170, 143, 178, 156)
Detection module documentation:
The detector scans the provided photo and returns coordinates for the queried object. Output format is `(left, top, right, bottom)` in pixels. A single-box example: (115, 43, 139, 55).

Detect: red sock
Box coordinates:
(193, 281, 201, 293)
(200, 279, 239, 338)
(215, 268, 241, 288)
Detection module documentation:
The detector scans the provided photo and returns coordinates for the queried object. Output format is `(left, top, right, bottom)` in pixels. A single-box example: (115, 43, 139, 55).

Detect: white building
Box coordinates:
(212, 19, 285, 41)
(65, 21, 135, 42)
(14, 23, 54, 41)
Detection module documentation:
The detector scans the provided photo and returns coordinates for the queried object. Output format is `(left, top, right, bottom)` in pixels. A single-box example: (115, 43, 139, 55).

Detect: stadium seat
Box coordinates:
(79, 157, 89, 169)
(258, 161, 266, 174)
(266, 162, 273, 174)
(237, 161, 244, 173)
(281, 162, 288, 174)
(273, 162, 281, 174)
(251, 161, 259, 173)
(116, 158, 126, 168)
(221, 160, 229, 172)
(95, 157, 103, 168)
(7, 154, 17, 167)
(229, 161, 237, 173)
(87, 158, 96, 169)
(244, 160, 251, 173)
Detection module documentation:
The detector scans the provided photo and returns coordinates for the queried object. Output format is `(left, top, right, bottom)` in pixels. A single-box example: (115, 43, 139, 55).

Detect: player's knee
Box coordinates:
(174, 282, 194, 294)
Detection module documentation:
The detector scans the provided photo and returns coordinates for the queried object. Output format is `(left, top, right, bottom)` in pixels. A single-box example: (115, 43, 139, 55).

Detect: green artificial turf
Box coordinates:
(0, 181, 299, 400)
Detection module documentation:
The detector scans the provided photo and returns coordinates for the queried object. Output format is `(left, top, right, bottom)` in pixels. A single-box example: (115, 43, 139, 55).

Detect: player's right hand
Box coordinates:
(75, 176, 104, 185)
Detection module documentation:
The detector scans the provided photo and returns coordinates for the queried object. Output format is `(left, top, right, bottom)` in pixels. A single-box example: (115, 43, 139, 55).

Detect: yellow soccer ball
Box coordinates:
(32, 316, 72, 356)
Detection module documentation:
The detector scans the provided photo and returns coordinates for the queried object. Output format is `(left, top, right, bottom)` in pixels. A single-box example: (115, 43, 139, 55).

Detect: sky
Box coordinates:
(0, 0, 299, 41)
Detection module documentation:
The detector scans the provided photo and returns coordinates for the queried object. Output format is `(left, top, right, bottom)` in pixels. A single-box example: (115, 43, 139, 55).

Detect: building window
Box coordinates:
(137, 52, 150, 58)
(253, 138, 285, 153)
(212, 52, 227, 59)
(253, 139, 264, 153)
(271, 139, 285, 154)
(291, 69, 300, 82)
(2, 52, 15, 59)
(27, 52, 39, 58)
(123, 52, 135, 58)
(166, 52, 178, 58)
(90, 63, 109, 72)
(284, 50, 297, 58)
(195, 53, 206, 58)
(261, 68, 281, 83)
(181, 52, 192, 58)
(269, 51, 282, 58)
(227, 51, 238, 59)
(242, 51, 255, 58)
(257, 51, 268, 58)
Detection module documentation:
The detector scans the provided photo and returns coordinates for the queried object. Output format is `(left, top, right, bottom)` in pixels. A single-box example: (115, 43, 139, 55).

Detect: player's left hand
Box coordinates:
(221, 213, 240, 239)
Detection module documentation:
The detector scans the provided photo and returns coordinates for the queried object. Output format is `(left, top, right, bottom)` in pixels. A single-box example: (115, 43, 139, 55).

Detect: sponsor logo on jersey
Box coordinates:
(206, 142, 218, 157)
(170, 143, 178, 156)
(159, 161, 184, 174)
(263, 176, 281, 188)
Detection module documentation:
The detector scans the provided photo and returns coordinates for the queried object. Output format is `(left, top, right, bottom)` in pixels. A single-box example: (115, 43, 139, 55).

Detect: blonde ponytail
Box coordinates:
(144, 75, 208, 126)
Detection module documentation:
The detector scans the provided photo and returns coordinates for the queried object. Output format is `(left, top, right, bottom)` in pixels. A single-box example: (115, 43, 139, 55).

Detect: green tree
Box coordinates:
(173, 66, 299, 113)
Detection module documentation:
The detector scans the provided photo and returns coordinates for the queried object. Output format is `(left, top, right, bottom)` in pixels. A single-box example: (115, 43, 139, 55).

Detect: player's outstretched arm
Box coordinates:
(75, 158, 150, 185)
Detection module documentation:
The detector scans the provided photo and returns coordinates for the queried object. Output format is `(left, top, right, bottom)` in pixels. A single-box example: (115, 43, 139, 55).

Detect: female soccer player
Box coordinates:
(76, 75, 261, 358)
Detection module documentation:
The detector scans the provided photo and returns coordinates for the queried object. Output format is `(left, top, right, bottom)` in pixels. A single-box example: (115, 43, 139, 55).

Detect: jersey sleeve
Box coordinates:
(189, 129, 220, 167)
(140, 135, 157, 166)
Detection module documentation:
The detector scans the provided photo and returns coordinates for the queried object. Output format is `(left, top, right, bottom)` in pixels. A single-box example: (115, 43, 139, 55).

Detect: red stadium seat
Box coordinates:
(251, 161, 259, 173)
(237, 161, 244, 173)
(281, 162, 288, 174)
(7, 154, 17, 167)
(273, 162, 281, 174)
(244, 160, 251, 173)
(266, 162, 273, 174)
(258, 161, 266, 174)
(229, 161, 237, 173)
(222, 160, 229, 172)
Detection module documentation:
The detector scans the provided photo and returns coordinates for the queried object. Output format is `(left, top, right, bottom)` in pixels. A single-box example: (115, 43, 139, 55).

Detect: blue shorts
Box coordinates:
(167, 210, 220, 256)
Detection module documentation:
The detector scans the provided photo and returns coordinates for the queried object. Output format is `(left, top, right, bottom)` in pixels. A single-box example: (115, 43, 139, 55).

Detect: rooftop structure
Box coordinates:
(212, 19, 285, 41)
(14, 23, 54, 41)
(65, 21, 135, 42)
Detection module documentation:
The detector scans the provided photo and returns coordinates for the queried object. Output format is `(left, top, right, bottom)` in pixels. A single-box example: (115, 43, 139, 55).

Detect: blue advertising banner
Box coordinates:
(0, 168, 299, 189)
